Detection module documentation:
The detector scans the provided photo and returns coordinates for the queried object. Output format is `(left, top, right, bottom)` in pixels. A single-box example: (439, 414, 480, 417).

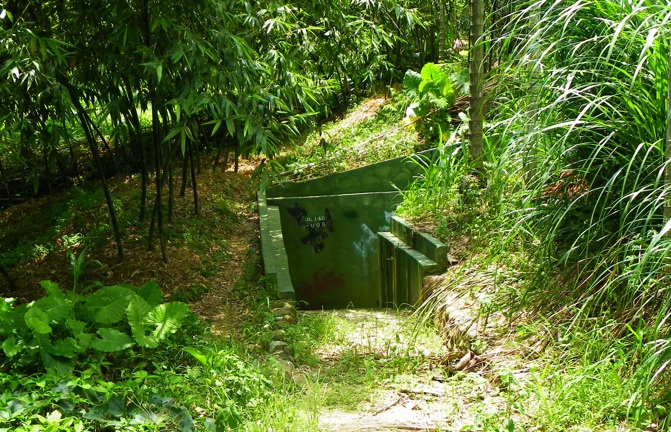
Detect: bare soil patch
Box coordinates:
(0, 156, 265, 335)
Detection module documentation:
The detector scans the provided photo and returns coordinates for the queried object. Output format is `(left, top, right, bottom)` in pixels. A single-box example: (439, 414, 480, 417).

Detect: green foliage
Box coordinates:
(184, 346, 271, 429)
(0, 280, 189, 374)
(273, 95, 417, 182)
(402, 62, 459, 142)
(475, 0, 671, 423)
(397, 123, 469, 220)
(69, 246, 102, 293)
(488, 0, 671, 386)
(400, 1, 671, 425)
(404, 63, 455, 114)
(0, 335, 269, 432)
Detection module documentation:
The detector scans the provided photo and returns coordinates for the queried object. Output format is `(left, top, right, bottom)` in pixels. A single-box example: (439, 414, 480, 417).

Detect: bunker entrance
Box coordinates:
(259, 151, 448, 310)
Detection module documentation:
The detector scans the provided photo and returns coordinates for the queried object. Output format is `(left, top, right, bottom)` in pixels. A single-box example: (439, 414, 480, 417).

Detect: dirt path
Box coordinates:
(276, 275, 534, 432)
(187, 161, 264, 337)
(188, 210, 259, 336)
(312, 309, 457, 432)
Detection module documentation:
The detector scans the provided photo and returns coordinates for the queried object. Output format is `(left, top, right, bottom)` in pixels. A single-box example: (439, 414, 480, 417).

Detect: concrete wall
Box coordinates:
(268, 192, 399, 309)
(262, 150, 438, 309)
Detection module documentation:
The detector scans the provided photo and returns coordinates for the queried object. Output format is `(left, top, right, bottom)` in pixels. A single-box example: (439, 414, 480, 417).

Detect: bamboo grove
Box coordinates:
(0, 0, 471, 263)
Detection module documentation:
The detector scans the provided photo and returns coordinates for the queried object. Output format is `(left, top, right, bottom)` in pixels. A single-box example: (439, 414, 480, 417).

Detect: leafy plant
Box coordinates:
(403, 62, 457, 141)
(184, 346, 271, 430)
(0, 280, 189, 374)
(68, 246, 101, 293)
(397, 123, 468, 219)
(0, 366, 200, 431)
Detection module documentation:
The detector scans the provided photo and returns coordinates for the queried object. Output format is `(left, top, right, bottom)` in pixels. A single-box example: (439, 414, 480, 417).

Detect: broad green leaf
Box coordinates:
(137, 281, 163, 307)
(107, 395, 127, 418)
(169, 406, 196, 432)
(75, 332, 94, 349)
(2, 337, 22, 357)
(91, 328, 134, 352)
(127, 296, 158, 348)
(420, 62, 446, 86)
(184, 347, 208, 367)
(34, 296, 72, 322)
(25, 307, 52, 334)
(40, 280, 63, 298)
(430, 94, 450, 110)
(65, 318, 93, 348)
(145, 302, 189, 341)
(48, 337, 78, 358)
(86, 286, 134, 324)
(405, 102, 428, 119)
(440, 78, 454, 100)
(41, 351, 74, 375)
(418, 80, 433, 98)
(65, 318, 86, 335)
(403, 70, 421, 93)
(127, 296, 153, 328)
(64, 291, 83, 305)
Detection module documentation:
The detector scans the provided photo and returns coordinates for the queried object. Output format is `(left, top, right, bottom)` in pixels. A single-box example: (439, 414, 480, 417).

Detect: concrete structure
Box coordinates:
(259, 151, 448, 309)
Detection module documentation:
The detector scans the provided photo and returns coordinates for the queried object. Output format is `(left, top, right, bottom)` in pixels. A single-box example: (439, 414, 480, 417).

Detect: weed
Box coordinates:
(0, 278, 189, 375)
(68, 245, 102, 293)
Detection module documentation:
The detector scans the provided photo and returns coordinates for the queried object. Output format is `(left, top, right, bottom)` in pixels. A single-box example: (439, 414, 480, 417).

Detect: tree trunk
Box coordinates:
(188, 137, 199, 217)
(42, 145, 52, 194)
(168, 151, 174, 222)
(149, 102, 168, 263)
(148, 142, 179, 250)
(180, 155, 189, 196)
(469, 0, 485, 175)
(58, 76, 124, 262)
(122, 78, 148, 222)
(195, 124, 203, 175)
(90, 120, 119, 175)
(438, 0, 447, 61)
(213, 134, 225, 172)
(0, 160, 12, 206)
(63, 119, 80, 180)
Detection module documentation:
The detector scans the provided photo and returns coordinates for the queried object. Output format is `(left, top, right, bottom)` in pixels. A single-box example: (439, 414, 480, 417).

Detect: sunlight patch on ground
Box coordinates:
(296, 308, 516, 432)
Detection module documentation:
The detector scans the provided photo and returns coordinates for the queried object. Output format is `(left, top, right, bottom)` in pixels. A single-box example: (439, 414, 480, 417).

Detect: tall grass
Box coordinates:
(488, 0, 671, 413)
(405, 0, 671, 423)
(396, 127, 468, 220)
